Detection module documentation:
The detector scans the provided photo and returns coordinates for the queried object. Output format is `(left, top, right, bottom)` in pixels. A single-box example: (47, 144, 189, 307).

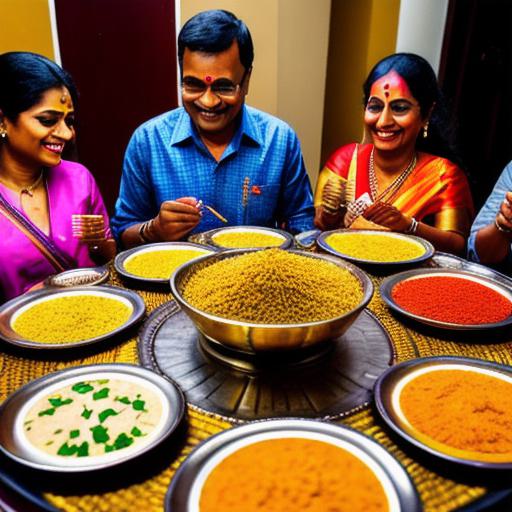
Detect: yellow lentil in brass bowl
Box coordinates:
(115, 242, 216, 285)
(170, 248, 373, 352)
(317, 229, 434, 266)
(204, 226, 294, 249)
(0, 286, 145, 349)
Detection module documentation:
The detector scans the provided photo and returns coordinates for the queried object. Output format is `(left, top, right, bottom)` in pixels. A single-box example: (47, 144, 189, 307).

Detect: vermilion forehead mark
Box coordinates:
(370, 70, 412, 98)
(205, 75, 213, 83)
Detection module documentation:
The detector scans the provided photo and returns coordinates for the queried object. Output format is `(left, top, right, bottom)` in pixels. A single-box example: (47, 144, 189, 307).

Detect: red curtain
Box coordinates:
(55, 0, 179, 213)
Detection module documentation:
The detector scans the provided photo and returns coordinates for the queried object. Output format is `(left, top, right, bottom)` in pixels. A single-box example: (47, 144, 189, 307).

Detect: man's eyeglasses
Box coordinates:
(181, 69, 249, 100)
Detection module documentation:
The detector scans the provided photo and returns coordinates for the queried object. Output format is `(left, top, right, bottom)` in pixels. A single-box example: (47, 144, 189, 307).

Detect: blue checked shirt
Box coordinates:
(111, 105, 315, 241)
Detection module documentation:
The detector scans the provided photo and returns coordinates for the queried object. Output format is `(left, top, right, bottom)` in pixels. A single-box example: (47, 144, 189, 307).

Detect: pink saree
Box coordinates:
(0, 160, 111, 302)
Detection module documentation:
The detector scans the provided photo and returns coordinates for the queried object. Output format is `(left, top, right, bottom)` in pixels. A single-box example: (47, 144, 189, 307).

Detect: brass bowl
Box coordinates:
(170, 249, 373, 353)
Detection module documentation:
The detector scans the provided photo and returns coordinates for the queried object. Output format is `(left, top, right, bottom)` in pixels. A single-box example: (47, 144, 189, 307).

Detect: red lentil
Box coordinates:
(391, 275, 512, 324)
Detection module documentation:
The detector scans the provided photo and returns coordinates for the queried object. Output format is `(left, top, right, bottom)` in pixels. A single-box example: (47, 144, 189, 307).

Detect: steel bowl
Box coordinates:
(170, 249, 373, 353)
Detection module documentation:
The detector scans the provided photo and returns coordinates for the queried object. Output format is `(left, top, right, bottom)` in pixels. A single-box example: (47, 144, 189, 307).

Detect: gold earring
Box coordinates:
(422, 122, 429, 139)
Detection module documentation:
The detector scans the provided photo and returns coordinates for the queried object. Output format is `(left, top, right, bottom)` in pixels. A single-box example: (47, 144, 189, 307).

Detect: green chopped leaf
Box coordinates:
(132, 399, 146, 411)
(93, 387, 110, 400)
(113, 433, 134, 450)
(131, 427, 143, 437)
(90, 425, 109, 444)
(57, 442, 78, 456)
(77, 442, 89, 457)
(98, 408, 118, 423)
(49, 397, 73, 408)
(96, 379, 110, 385)
(81, 406, 93, 420)
(24, 420, 33, 425)
(115, 396, 131, 405)
(54, 429, 63, 435)
(104, 444, 115, 453)
(72, 382, 94, 394)
(45, 440, 54, 446)
(38, 408, 55, 417)
(70, 430, 80, 439)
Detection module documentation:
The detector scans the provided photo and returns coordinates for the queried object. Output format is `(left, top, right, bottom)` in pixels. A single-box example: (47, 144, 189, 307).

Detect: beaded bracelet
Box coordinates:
(494, 217, 512, 234)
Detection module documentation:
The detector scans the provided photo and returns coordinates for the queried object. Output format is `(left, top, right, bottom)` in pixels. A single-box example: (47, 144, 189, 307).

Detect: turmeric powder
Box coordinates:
(400, 369, 512, 460)
(200, 438, 389, 512)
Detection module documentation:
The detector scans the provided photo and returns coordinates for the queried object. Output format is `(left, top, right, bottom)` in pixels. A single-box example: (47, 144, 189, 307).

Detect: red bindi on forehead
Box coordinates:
(370, 71, 413, 99)
(205, 75, 213, 83)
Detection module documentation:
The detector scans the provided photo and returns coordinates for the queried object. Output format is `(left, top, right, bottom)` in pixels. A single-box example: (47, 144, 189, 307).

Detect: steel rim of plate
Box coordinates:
(114, 241, 217, 285)
(201, 225, 295, 250)
(317, 229, 434, 266)
(374, 356, 512, 470)
(0, 285, 146, 350)
(380, 267, 512, 330)
(0, 363, 186, 472)
(138, 302, 393, 422)
(165, 418, 421, 512)
(45, 266, 109, 287)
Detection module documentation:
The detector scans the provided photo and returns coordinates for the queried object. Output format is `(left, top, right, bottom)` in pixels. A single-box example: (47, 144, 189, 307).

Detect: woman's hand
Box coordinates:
(314, 178, 345, 230)
(363, 201, 412, 232)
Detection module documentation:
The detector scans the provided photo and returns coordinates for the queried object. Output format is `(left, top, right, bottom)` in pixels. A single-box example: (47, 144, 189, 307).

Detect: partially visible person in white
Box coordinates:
(468, 161, 512, 269)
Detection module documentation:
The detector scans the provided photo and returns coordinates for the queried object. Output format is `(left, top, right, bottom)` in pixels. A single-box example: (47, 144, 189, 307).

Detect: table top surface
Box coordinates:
(1, 255, 512, 512)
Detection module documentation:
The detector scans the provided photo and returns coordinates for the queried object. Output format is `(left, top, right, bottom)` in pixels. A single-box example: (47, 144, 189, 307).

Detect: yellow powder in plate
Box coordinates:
(400, 369, 512, 459)
(200, 438, 389, 512)
(124, 249, 208, 279)
(12, 295, 132, 344)
(325, 232, 425, 262)
(182, 249, 363, 323)
(212, 232, 284, 248)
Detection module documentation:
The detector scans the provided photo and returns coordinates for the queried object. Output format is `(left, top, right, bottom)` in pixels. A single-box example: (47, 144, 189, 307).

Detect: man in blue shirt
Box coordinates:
(112, 10, 314, 247)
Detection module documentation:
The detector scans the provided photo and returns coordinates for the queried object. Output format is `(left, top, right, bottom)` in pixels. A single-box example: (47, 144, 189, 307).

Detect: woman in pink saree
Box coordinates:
(0, 52, 114, 302)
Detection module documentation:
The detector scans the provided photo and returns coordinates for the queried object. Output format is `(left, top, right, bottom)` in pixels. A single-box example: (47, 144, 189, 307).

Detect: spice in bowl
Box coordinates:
(12, 294, 132, 343)
(212, 231, 284, 248)
(391, 275, 512, 325)
(399, 368, 512, 462)
(200, 438, 389, 512)
(325, 232, 426, 262)
(182, 249, 363, 324)
(123, 248, 210, 279)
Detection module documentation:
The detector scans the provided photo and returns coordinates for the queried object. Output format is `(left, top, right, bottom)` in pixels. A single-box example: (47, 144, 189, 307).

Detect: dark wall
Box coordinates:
(440, 0, 512, 210)
(55, 0, 179, 214)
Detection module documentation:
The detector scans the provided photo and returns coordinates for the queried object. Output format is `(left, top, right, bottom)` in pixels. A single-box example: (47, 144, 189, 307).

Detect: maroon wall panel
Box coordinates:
(55, 0, 178, 213)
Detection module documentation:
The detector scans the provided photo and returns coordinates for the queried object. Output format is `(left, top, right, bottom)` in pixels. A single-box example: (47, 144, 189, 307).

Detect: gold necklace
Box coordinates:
(369, 149, 417, 202)
(0, 170, 44, 198)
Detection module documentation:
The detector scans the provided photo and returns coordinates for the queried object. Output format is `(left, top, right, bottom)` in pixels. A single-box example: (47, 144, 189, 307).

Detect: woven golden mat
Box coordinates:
(1, 266, 512, 512)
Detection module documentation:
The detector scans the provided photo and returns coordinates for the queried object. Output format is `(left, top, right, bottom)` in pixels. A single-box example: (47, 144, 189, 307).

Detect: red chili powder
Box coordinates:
(391, 275, 512, 324)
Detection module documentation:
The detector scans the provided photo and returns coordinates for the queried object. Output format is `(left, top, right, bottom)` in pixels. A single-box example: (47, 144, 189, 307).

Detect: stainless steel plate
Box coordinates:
(317, 229, 434, 267)
(165, 419, 420, 511)
(190, 225, 294, 249)
(0, 285, 145, 350)
(45, 266, 109, 287)
(114, 242, 216, 286)
(374, 356, 512, 469)
(0, 364, 185, 472)
(380, 268, 512, 330)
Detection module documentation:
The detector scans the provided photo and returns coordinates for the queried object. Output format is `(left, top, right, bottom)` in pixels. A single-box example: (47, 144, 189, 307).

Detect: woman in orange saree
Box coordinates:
(314, 53, 474, 255)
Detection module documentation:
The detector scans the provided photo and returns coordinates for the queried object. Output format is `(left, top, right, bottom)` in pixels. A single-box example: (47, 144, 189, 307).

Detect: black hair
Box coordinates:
(177, 10, 254, 75)
(363, 52, 460, 164)
(0, 51, 78, 120)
